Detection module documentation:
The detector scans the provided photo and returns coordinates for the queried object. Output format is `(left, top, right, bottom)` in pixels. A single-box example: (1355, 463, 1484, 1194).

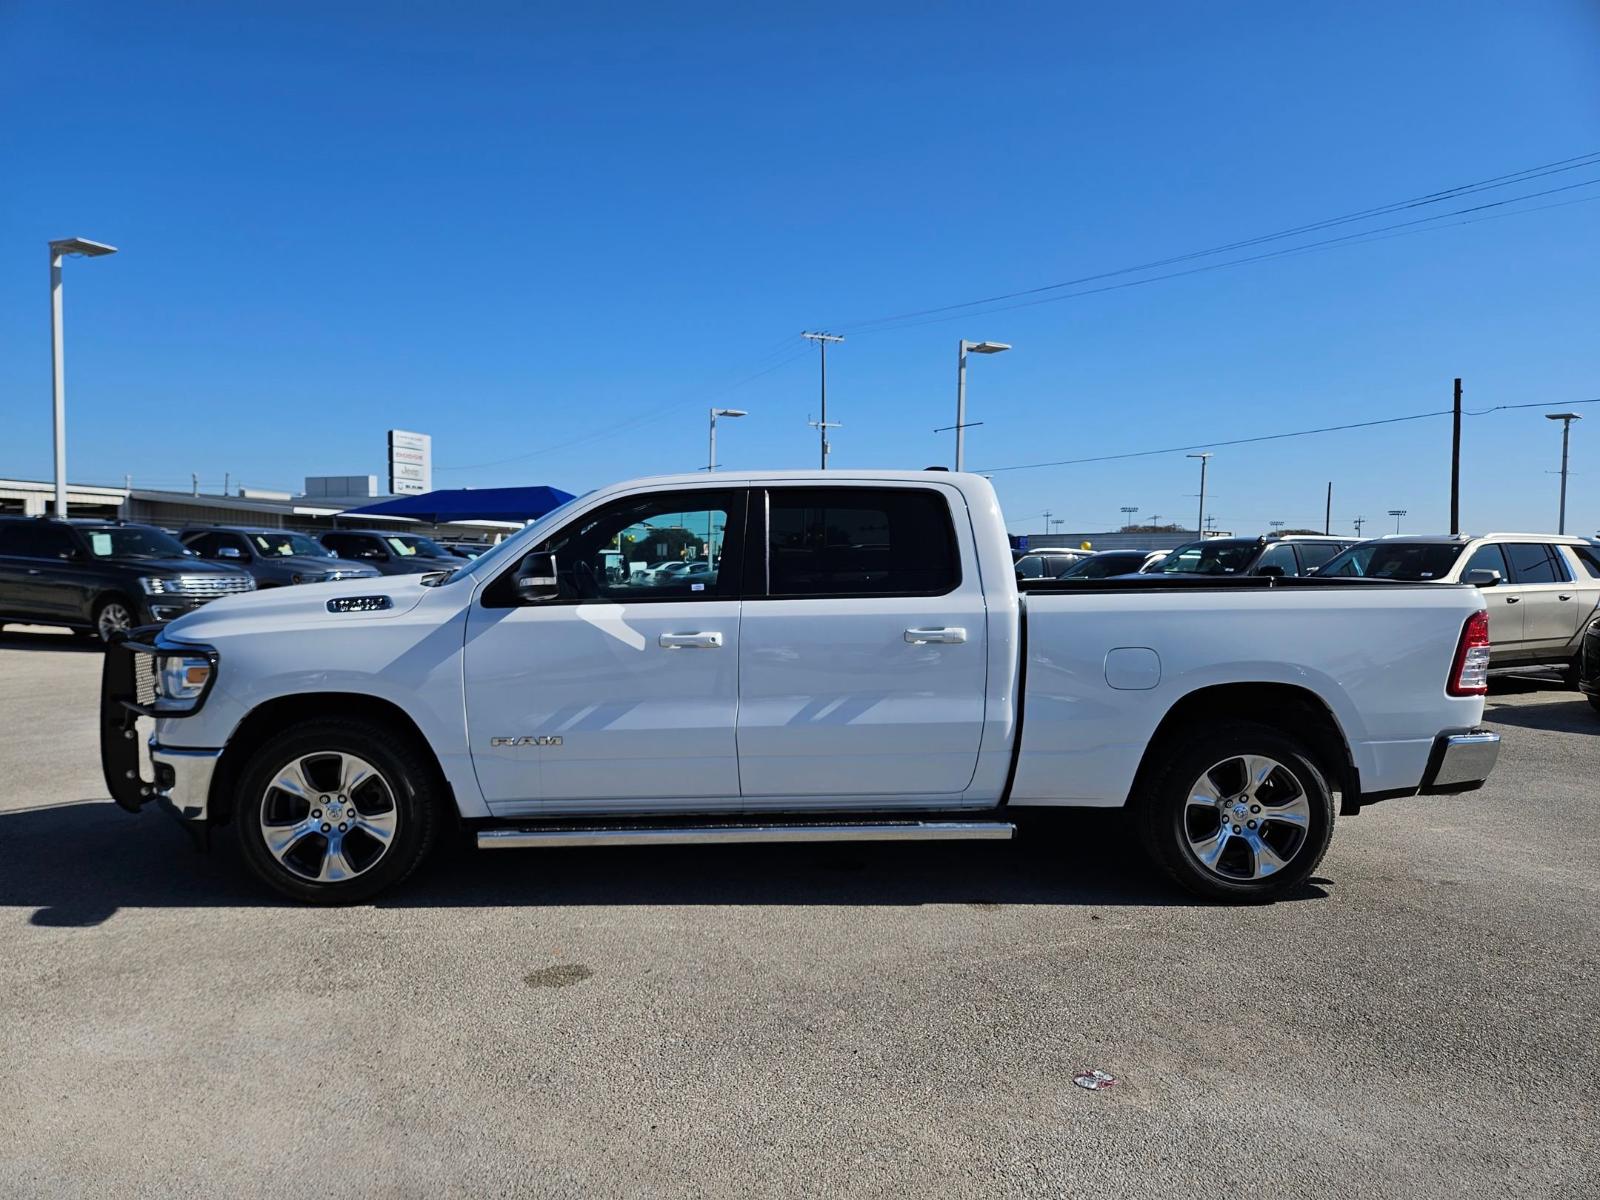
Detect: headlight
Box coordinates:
(140, 576, 169, 595)
(153, 653, 214, 713)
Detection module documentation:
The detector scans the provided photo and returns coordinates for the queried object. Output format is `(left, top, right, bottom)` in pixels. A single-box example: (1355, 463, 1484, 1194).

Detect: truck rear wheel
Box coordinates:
(1136, 720, 1334, 903)
(234, 718, 441, 904)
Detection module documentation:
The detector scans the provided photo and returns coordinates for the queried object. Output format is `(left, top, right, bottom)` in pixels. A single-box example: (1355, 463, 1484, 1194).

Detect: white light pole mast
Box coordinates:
(708, 407, 746, 471)
(954, 340, 1010, 471)
(48, 237, 118, 517)
(1544, 412, 1582, 534)
(1186, 452, 1211, 537)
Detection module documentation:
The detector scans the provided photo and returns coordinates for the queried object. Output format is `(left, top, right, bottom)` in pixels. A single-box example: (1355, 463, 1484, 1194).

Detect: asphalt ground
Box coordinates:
(1, 624, 1596, 1199)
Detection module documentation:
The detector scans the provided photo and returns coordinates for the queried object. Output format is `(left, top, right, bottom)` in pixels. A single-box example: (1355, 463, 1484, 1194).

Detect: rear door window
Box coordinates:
(1506, 543, 1569, 584)
(1, 523, 77, 559)
(763, 487, 959, 597)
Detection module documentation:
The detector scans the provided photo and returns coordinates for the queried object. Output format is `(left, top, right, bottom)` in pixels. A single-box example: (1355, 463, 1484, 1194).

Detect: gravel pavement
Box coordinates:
(1, 625, 1596, 1198)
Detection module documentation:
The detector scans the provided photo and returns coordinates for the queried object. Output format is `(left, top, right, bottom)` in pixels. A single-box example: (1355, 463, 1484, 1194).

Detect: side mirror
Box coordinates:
(1465, 568, 1501, 588)
(514, 552, 560, 602)
(1256, 565, 1286, 578)
(218, 546, 243, 559)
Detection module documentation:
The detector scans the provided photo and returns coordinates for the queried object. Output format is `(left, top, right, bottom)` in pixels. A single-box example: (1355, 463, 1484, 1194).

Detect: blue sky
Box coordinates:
(2, 0, 1598, 536)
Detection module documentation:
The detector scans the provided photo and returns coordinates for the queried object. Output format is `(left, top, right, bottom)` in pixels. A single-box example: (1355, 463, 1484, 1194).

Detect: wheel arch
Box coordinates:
(209, 692, 455, 828)
(1129, 682, 1361, 816)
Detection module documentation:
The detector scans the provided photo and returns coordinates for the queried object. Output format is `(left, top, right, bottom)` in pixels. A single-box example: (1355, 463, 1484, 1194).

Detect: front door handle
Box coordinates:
(904, 627, 967, 645)
(1559, 593, 1573, 601)
(1504, 596, 1520, 604)
(659, 631, 722, 649)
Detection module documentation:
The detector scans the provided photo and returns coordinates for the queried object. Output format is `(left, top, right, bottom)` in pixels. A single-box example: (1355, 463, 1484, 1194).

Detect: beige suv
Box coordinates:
(1315, 533, 1600, 673)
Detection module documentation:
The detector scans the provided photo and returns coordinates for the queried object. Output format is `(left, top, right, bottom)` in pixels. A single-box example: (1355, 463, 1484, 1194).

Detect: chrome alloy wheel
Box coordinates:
(1183, 754, 1312, 882)
(258, 752, 400, 883)
(97, 601, 133, 641)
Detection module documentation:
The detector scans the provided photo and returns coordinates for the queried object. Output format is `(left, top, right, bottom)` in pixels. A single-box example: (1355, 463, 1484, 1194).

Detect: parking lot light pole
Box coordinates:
(708, 407, 746, 472)
(1186, 452, 1211, 537)
(1544, 412, 1582, 534)
(49, 238, 118, 517)
(1388, 509, 1407, 533)
(954, 341, 1010, 471)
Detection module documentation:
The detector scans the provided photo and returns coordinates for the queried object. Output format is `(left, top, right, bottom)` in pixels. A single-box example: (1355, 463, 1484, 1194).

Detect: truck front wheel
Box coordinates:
(1136, 720, 1334, 903)
(234, 718, 441, 903)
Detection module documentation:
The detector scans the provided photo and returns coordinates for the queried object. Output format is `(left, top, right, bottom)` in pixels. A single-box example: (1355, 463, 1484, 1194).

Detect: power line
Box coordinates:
(833, 149, 1600, 333)
(977, 397, 1600, 476)
(846, 175, 1600, 337)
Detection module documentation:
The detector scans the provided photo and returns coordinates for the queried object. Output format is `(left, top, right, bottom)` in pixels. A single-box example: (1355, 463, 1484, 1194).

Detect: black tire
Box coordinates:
(234, 717, 441, 904)
(1587, 693, 1600, 716)
(91, 594, 138, 644)
(1135, 719, 1334, 903)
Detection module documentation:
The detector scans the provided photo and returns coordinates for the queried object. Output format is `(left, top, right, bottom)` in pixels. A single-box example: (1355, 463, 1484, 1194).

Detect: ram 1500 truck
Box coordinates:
(100, 471, 1501, 904)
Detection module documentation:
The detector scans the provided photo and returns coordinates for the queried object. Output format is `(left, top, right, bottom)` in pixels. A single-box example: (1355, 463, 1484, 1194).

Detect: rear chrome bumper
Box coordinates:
(1420, 729, 1501, 794)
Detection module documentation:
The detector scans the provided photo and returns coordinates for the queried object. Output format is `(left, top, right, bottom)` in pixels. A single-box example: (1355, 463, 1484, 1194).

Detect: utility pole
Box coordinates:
(1324, 481, 1332, 535)
(1450, 378, 1462, 535)
(802, 332, 844, 469)
(224, 471, 230, 497)
(1353, 515, 1365, 537)
(1186, 452, 1211, 538)
(1042, 509, 1052, 534)
(192, 473, 199, 497)
(1545, 412, 1583, 534)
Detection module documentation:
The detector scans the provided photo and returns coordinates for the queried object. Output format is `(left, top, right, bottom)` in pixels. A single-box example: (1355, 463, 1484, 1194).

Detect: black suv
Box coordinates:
(181, 526, 381, 588)
(317, 530, 462, 576)
(0, 517, 255, 642)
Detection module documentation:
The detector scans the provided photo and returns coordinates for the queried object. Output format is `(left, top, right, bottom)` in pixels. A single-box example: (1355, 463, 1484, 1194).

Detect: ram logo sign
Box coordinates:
(490, 736, 564, 748)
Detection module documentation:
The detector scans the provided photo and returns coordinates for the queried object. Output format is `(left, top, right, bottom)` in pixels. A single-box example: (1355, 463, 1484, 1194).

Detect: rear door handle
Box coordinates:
(904, 627, 967, 644)
(659, 632, 722, 649)
(1559, 594, 1573, 601)
(1504, 596, 1520, 604)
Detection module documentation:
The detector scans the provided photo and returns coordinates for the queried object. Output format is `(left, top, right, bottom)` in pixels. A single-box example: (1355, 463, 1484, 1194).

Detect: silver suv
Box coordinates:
(1316, 533, 1600, 672)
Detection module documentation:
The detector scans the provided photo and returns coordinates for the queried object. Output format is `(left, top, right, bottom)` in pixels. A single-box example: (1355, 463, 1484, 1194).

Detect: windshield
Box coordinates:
(435, 493, 591, 587)
(83, 526, 194, 560)
(1316, 541, 1465, 581)
(1153, 539, 1258, 575)
(250, 531, 328, 558)
(383, 534, 449, 558)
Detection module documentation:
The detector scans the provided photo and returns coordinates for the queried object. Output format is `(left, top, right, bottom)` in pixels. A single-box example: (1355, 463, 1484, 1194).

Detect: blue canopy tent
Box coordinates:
(341, 485, 577, 525)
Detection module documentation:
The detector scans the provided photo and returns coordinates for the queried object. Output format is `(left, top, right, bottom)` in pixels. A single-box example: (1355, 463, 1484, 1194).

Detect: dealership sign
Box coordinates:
(387, 430, 432, 496)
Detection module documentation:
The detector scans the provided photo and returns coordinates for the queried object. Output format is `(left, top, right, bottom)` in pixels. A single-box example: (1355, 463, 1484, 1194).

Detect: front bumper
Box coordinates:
(1419, 728, 1501, 795)
(99, 628, 219, 824)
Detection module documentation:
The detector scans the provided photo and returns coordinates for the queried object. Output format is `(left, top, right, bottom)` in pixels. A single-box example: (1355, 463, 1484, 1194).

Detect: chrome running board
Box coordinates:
(477, 819, 1015, 850)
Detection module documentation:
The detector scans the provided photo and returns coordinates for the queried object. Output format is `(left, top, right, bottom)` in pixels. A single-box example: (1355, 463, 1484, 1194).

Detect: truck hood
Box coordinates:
(160, 573, 437, 643)
(112, 555, 245, 576)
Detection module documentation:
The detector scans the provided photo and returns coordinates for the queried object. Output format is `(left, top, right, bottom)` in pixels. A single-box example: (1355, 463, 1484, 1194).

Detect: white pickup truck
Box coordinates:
(100, 470, 1501, 904)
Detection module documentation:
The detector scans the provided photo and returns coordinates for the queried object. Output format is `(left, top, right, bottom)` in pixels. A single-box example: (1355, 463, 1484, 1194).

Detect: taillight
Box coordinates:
(1448, 609, 1491, 696)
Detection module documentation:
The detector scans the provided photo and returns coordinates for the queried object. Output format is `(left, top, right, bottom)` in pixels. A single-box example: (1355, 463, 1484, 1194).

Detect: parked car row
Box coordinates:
(0, 516, 485, 642)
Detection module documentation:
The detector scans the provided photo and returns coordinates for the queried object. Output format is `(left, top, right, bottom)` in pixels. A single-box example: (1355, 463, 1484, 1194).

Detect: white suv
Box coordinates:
(1316, 533, 1600, 672)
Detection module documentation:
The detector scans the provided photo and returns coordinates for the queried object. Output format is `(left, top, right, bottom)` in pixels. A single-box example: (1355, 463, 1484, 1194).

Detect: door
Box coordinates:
(1560, 543, 1600, 634)
(464, 487, 747, 809)
(1504, 542, 1581, 658)
(736, 484, 988, 802)
(0, 523, 87, 621)
(1463, 543, 1523, 654)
